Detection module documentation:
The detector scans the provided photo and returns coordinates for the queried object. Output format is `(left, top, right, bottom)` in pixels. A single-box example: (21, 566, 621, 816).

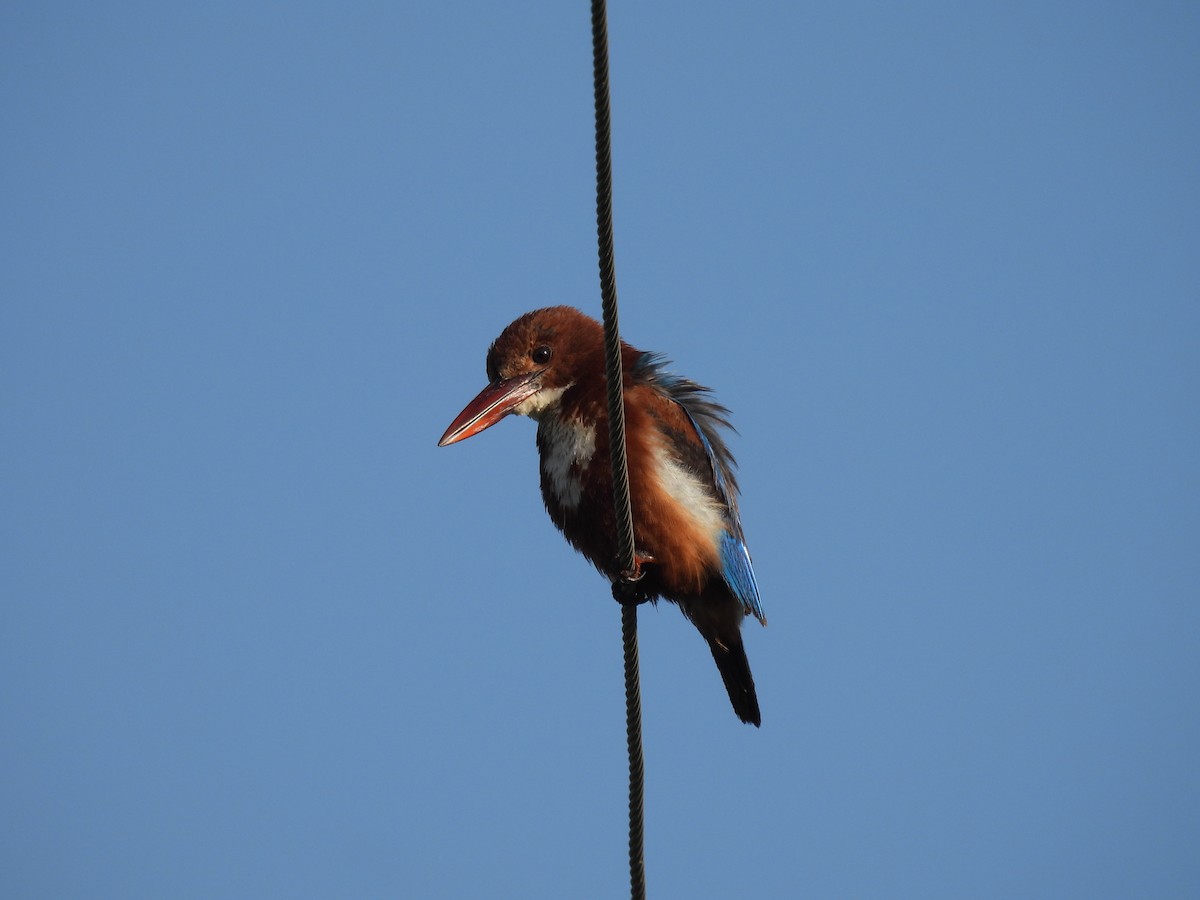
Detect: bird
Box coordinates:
(438, 306, 765, 726)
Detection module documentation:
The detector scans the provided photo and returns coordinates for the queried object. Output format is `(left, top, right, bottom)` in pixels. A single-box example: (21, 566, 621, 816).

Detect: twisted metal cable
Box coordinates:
(620, 602, 646, 899)
(591, 0, 636, 576)
(591, 2, 646, 898)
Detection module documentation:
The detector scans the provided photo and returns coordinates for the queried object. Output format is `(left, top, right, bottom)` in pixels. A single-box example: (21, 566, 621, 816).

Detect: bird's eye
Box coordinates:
(532, 345, 552, 365)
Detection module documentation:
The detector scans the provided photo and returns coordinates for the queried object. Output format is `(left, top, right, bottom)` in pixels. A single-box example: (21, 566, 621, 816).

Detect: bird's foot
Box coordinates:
(612, 552, 655, 606)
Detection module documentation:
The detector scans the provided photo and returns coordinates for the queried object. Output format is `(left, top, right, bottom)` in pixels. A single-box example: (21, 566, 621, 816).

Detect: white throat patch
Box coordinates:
(513, 384, 567, 420)
(538, 414, 597, 510)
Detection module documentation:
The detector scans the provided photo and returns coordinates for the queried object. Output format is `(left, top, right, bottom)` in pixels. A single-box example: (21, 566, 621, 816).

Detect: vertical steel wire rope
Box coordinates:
(590, 2, 646, 898)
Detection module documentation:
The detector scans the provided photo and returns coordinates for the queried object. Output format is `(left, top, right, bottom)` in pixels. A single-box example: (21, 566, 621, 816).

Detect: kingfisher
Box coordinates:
(438, 306, 765, 726)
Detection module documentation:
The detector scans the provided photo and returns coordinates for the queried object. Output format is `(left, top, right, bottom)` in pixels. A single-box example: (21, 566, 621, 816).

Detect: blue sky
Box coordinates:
(3, 2, 1197, 897)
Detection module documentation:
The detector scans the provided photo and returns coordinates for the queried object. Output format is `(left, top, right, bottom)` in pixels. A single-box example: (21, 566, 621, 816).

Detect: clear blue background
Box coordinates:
(3, 2, 1197, 897)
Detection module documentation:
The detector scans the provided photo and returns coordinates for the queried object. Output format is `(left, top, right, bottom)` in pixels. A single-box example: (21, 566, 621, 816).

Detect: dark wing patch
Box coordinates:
(632, 351, 741, 521)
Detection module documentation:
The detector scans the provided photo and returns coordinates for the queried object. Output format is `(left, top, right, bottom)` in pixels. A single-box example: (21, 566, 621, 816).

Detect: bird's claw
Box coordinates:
(612, 552, 655, 606)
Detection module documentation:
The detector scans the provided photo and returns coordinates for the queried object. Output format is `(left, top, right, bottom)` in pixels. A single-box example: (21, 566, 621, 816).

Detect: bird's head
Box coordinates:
(438, 306, 605, 446)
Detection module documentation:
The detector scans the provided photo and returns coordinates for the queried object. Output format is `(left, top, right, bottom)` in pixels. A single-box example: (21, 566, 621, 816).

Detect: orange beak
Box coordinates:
(437, 370, 544, 446)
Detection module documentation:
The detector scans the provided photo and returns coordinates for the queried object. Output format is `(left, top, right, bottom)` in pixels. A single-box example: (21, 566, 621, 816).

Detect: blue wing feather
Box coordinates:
(720, 531, 765, 624)
(632, 352, 766, 624)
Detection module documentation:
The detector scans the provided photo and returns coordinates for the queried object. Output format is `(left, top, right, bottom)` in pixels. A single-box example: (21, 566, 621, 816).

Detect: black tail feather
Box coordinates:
(708, 635, 761, 727)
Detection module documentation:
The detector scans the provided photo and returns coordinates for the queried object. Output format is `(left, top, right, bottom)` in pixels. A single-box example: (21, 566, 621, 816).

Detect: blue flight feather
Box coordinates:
(720, 531, 765, 624)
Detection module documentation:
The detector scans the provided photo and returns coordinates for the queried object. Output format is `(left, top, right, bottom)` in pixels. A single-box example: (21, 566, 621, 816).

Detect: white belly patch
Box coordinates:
(650, 440, 726, 541)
